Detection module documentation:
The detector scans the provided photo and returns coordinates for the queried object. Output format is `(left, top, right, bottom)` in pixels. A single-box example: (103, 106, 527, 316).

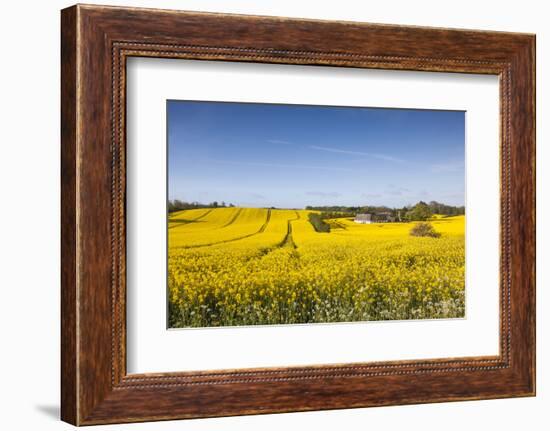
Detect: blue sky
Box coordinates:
(167, 101, 465, 208)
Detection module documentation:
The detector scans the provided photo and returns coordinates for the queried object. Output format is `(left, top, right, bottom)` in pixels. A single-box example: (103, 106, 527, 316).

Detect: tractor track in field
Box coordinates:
(257, 208, 272, 233)
(278, 211, 299, 249)
(174, 208, 272, 249)
(244, 210, 300, 260)
(194, 208, 213, 220)
(330, 219, 348, 230)
(168, 208, 213, 230)
(220, 208, 243, 228)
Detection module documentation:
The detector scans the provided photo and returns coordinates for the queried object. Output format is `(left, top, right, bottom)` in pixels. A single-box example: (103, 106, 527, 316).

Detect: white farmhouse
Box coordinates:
(354, 213, 373, 224)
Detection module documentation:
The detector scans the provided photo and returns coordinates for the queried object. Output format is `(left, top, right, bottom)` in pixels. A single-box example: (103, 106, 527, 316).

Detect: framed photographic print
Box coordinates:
(61, 4, 535, 425)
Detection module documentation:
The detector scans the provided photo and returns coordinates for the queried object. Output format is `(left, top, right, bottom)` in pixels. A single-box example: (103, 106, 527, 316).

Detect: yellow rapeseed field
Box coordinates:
(168, 208, 465, 327)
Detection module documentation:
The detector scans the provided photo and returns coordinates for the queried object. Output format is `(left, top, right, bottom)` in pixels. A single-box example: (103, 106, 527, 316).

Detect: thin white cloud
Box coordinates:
(309, 145, 405, 163)
(267, 139, 293, 145)
(207, 159, 353, 172)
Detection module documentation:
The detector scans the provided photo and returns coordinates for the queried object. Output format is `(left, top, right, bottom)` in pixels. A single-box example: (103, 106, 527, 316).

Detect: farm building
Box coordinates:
(354, 213, 373, 224)
(376, 211, 396, 222)
(354, 212, 396, 224)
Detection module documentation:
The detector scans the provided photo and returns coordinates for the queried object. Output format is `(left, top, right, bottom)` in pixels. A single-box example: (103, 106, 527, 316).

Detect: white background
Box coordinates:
(0, 0, 546, 430)
(127, 59, 500, 373)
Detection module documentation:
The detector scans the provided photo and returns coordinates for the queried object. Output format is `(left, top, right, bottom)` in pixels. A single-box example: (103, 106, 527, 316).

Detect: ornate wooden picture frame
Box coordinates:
(61, 4, 535, 425)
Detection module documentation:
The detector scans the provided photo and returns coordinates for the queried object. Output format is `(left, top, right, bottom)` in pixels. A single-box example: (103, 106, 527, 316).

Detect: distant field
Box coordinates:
(168, 208, 465, 328)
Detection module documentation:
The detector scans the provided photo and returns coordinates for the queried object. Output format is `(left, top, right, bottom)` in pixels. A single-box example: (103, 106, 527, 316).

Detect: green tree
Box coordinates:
(405, 201, 432, 221)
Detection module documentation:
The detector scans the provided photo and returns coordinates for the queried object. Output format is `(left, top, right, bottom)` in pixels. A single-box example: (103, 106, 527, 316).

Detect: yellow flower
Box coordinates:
(168, 208, 465, 328)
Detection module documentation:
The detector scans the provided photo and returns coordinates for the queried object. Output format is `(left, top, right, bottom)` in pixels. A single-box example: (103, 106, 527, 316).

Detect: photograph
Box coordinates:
(167, 101, 466, 328)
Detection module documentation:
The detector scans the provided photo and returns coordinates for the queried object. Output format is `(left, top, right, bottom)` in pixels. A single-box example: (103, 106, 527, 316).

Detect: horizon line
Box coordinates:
(168, 202, 465, 209)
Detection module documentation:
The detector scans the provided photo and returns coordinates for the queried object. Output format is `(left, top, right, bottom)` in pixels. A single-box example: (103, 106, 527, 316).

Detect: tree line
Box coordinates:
(306, 200, 465, 222)
(169, 199, 465, 221)
(168, 199, 235, 213)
